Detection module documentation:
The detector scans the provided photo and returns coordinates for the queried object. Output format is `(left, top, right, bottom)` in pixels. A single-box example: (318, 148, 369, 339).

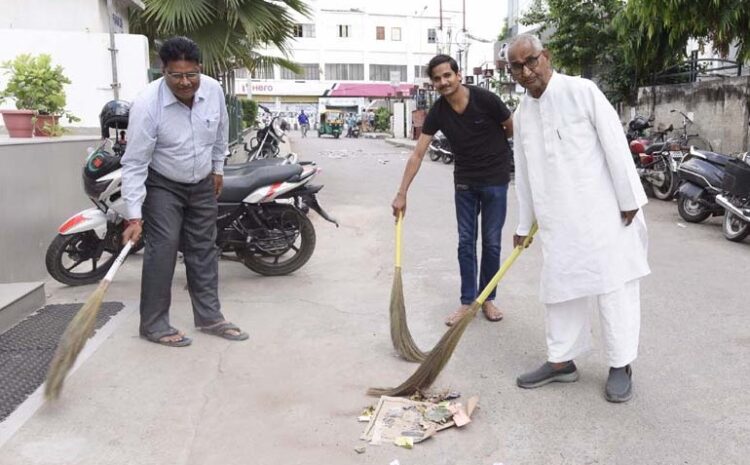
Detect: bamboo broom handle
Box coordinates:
(103, 241, 133, 283)
(395, 212, 403, 268)
(475, 223, 538, 305)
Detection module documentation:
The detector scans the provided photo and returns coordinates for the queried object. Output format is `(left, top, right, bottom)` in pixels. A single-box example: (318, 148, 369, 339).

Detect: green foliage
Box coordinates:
(520, 0, 686, 103)
(239, 98, 258, 127)
(0, 54, 79, 122)
(375, 107, 391, 132)
(130, 0, 310, 77)
(624, 0, 750, 63)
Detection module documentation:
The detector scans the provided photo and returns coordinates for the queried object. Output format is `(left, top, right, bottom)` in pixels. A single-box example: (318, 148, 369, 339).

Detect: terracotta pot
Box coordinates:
(1, 109, 34, 138)
(33, 114, 61, 137)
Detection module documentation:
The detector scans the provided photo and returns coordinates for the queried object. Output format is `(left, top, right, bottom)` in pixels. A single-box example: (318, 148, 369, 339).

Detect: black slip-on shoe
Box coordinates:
(605, 365, 633, 403)
(516, 361, 579, 389)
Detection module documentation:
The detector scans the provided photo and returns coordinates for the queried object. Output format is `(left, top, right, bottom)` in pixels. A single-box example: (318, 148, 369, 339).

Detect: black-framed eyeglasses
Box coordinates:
(166, 71, 200, 81)
(507, 54, 542, 75)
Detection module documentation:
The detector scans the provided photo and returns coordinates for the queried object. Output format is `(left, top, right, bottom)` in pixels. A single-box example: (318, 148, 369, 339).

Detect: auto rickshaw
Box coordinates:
(318, 110, 343, 138)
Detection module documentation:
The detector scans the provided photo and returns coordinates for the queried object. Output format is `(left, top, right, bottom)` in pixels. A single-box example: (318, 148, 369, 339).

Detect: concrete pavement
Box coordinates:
(1, 136, 749, 464)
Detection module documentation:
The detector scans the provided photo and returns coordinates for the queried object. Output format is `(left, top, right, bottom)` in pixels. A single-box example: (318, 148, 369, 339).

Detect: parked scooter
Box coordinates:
(46, 101, 337, 286)
(428, 131, 454, 164)
(715, 152, 750, 242)
(676, 146, 731, 223)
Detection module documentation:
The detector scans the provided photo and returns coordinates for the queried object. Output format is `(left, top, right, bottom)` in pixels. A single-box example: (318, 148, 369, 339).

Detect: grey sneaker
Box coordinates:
(605, 365, 633, 403)
(516, 361, 579, 389)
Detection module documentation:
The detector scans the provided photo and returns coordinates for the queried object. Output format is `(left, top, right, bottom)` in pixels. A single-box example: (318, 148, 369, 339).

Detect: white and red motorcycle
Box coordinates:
(46, 103, 337, 286)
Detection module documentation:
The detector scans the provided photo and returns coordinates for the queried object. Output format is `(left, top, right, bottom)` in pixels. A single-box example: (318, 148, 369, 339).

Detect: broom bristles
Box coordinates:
(44, 280, 110, 400)
(369, 301, 481, 397)
(390, 267, 429, 362)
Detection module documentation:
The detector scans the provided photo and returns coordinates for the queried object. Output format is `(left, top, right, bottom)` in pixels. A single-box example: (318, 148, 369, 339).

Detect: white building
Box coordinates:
(0, 0, 150, 129)
(240, 4, 496, 122)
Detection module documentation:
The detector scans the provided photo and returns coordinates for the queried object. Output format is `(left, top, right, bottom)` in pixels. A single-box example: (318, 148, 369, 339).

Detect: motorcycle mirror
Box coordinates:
(648, 115, 655, 121)
(667, 124, 674, 131)
(670, 109, 676, 113)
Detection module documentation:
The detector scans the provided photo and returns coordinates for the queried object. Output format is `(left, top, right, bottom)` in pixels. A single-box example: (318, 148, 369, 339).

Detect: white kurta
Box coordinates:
(514, 73, 650, 304)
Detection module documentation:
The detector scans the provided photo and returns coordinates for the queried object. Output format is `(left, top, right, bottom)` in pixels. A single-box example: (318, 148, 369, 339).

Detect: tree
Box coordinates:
(130, 0, 310, 77)
(519, 0, 684, 103)
(624, 0, 750, 63)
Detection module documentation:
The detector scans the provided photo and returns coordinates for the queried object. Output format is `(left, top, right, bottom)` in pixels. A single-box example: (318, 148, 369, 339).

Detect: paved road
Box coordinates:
(1, 134, 748, 464)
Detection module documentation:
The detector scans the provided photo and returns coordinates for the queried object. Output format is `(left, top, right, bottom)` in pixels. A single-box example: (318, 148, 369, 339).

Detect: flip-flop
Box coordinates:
(140, 329, 192, 347)
(199, 321, 249, 341)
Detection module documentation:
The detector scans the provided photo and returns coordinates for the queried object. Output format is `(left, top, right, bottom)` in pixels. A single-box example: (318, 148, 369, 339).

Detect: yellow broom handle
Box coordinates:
(395, 212, 403, 267)
(476, 223, 538, 305)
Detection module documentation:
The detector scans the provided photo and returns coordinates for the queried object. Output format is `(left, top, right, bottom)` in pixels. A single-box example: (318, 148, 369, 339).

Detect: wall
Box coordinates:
(0, 29, 150, 128)
(620, 76, 750, 154)
(0, 138, 99, 283)
(0, 0, 134, 34)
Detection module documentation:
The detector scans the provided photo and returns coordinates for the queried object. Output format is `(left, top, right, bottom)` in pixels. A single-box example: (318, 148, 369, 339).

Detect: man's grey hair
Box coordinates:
(507, 33, 544, 55)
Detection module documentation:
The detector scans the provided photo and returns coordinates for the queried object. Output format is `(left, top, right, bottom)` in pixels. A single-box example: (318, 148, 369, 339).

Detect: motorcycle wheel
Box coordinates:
(442, 152, 454, 164)
(651, 162, 677, 200)
(677, 195, 711, 223)
(722, 212, 750, 242)
(236, 206, 316, 276)
(429, 149, 441, 162)
(45, 231, 117, 286)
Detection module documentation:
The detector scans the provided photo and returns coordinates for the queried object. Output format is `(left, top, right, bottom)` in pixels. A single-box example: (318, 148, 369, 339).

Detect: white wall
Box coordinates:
(0, 29, 150, 128)
(0, 0, 132, 34)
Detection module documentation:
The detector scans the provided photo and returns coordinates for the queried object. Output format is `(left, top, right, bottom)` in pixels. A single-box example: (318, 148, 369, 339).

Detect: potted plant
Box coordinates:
(0, 54, 79, 137)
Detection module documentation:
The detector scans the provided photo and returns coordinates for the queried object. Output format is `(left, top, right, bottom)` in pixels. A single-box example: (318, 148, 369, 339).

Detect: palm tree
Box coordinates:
(130, 0, 309, 77)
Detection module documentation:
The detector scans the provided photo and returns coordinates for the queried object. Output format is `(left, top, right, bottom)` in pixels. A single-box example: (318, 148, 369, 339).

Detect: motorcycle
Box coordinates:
(428, 131, 454, 164)
(676, 146, 731, 223)
(245, 105, 285, 162)
(715, 152, 750, 242)
(46, 102, 337, 286)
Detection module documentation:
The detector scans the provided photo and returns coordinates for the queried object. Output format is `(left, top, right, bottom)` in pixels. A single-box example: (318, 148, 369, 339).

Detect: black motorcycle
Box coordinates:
(245, 105, 285, 162)
(715, 153, 750, 242)
(676, 147, 731, 223)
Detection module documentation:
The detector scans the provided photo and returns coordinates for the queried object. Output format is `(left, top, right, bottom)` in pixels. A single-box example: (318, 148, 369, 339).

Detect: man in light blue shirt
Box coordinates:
(121, 37, 248, 346)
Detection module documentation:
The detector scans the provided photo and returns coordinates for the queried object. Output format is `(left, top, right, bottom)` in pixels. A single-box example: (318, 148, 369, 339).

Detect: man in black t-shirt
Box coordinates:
(392, 54, 513, 326)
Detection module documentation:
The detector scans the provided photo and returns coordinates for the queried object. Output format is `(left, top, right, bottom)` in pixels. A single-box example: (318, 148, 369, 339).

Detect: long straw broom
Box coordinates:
(369, 224, 538, 397)
(45, 241, 134, 400)
(390, 213, 429, 362)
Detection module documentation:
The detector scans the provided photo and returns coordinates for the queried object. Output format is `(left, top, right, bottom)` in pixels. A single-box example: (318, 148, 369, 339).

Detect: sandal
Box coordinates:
(445, 305, 472, 327)
(199, 321, 249, 341)
(140, 328, 192, 347)
(482, 301, 504, 322)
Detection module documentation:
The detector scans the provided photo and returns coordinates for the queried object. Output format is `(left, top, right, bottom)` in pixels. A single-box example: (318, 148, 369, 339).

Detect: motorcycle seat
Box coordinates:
(220, 164, 303, 202)
(223, 158, 285, 175)
(644, 142, 665, 154)
(694, 150, 732, 166)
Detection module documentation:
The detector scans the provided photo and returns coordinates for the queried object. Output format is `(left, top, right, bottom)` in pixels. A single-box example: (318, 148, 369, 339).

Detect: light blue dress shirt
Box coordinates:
(121, 75, 228, 219)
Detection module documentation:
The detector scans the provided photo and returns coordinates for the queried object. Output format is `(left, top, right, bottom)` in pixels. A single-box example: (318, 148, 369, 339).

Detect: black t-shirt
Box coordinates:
(422, 85, 512, 186)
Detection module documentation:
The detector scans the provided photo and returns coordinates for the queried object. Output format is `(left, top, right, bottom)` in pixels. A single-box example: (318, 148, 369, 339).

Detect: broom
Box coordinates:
(368, 223, 538, 397)
(44, 241, 134, 400)
(390, 212, 429, 362)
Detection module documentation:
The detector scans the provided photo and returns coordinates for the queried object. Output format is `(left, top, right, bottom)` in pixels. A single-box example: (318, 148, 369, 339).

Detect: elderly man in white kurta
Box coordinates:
(508, 34, 650, 403)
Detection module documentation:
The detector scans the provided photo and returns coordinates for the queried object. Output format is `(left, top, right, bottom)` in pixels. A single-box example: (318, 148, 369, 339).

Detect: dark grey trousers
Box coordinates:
(139, 169, 224, 339)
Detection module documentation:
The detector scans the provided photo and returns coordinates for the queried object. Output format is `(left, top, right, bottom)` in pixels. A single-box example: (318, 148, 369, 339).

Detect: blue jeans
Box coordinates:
(454, 183, 509, 305)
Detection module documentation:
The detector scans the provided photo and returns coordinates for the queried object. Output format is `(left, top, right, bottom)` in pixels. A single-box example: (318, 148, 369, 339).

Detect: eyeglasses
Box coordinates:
(507, 54, 542, 75)
(166, 71, 200, 81)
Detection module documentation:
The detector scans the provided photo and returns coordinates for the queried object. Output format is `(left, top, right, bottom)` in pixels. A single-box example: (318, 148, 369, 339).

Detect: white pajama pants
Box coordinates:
(545, 280, 641, 368)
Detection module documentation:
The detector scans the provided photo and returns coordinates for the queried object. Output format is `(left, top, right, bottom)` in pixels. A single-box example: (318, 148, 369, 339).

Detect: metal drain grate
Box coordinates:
(0, 302, 124, 422)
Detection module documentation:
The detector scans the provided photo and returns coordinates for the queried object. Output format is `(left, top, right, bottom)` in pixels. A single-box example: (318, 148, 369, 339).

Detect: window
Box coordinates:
(376, 26, 385, 40)
(337, 25, 351, 38)
(369, 64, 407, 82)
(280, 64, 320, 80)
(391, 27, 401, 41)
(251, 63, 274, 80)
(427, 28, 436, 44)
(293, 23, 316, 38)
(414, 65, 428, 79)
(325, 63, 364, 80)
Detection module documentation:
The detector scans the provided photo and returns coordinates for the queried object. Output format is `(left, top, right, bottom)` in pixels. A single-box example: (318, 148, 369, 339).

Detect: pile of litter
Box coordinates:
(357, 392, 478, 452)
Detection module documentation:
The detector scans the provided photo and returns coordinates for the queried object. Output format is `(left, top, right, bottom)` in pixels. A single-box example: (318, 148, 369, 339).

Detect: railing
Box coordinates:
(651, 53, 743, 85)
